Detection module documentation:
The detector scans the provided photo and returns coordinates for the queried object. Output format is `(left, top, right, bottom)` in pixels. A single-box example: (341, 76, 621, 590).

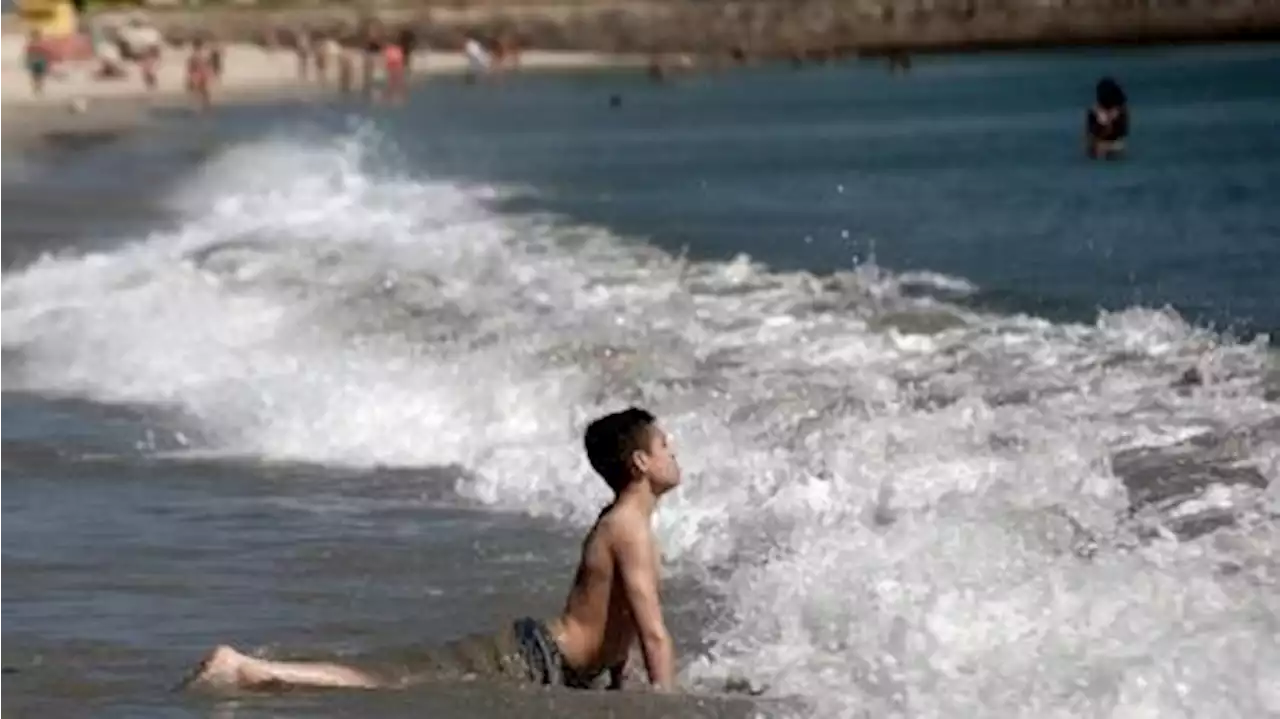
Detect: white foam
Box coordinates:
(3, 132, 1278, 717)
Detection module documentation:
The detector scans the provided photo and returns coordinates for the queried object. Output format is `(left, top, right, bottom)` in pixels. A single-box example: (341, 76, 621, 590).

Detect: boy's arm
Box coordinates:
(615, 523, 676, 691)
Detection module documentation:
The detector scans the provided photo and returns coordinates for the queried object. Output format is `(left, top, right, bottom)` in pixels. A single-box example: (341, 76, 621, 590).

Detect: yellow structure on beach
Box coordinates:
(15, 0, 79, 38)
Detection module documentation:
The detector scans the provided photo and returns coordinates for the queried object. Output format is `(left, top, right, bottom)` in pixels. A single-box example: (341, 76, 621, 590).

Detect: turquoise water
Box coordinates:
(3, 44, 1279, 719)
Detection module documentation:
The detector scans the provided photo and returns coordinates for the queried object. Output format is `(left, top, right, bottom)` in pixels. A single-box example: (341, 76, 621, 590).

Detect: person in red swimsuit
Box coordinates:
(382, 41, 406, 104)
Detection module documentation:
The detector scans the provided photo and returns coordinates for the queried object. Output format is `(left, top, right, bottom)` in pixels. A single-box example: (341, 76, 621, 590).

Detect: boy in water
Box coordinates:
(1086, 76, 1129, 159)
(181, 407, 681, 692)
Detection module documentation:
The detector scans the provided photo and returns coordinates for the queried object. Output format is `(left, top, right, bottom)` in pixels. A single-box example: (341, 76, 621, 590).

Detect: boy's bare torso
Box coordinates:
(550, 502, 657, 677)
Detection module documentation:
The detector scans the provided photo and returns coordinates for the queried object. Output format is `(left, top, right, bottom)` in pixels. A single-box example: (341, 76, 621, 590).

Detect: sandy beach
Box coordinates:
(1, 38, 642, 147)
(5, 0, 1275, 150)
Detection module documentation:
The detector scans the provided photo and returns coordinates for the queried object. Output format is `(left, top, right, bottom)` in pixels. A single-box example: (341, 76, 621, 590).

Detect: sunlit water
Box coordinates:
(4, 45, 1279, 719)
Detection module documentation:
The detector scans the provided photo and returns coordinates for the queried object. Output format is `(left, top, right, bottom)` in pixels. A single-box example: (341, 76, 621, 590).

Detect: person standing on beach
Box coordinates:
(463, 35, 492, 84)
(185, 40, 213, 112)
(315, 34, 338, 85)
(382, 41, 407, 105)
(25, 31, 48, 96)
(116, 16, 160, 91)
(397, 26, 418, 73)
(362, 31, 383, 100)
(294, 29, 312, 82)
(208, 38, 224, 83)
(490, 30, 520, 74)
(337, 35, 356, 95)
(180, 407, 682, 693)
(138, 44, 159, 92)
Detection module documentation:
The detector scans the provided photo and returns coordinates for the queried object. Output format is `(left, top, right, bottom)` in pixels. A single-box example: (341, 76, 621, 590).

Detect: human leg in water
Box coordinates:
(179, 645, 384, 692)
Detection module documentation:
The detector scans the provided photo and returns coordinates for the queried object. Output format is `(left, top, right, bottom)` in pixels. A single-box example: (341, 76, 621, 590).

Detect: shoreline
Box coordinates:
(5, 31, 1277, 151)
(1, 49, 645, 150)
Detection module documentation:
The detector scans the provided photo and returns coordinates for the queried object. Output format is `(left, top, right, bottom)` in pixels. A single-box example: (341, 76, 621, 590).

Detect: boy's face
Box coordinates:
(637, 425, 681, 495)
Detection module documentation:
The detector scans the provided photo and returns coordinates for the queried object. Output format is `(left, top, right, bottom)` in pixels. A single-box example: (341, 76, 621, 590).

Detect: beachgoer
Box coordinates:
(179, 407, 682, 693)
(463, 36, 492, 84)
(295, 30, 311, 81)
(1086, 76, 1129, 159)
(337, 37, 356, 95)
(648, 55, 667, 83)
(315, 35, 338, 85)
(397, 27, 417, 73)
(139, 45, 159, 91)
(382, 41, 406, 104)
(208, 40, 223, 81)
(25, 31, 48, 95)
(186, 40, 213, 111)
(119, 17, 161, 63)
(94, 37, 126, 80)
(501, 33, 521, 71)
(362, 34, 382, 98)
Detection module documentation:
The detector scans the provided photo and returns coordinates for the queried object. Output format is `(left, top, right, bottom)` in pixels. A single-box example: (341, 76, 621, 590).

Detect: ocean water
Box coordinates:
(4, 45, 1280, 719)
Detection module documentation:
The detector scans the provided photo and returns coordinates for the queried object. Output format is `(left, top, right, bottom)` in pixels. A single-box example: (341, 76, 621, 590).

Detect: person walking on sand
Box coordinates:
(294, 29, 312, 82)
(180, 407, 682, 693)
(337, 36, 356, 95)
(138, 44, 159, 92)
(361, 32, 382, 99)
(315, 34, 339, 85)
(463, 35, 492, 84)
(186, 40, 214, 112)
(397, 26, 418, 73)
(208, 39, 224, 82)
(498, 31, 521, 71)
(25, 31, 49, 96)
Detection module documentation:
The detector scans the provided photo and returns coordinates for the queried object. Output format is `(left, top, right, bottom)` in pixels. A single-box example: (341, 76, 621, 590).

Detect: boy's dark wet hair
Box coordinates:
(584, 407, 656, 493)
(1096, 77, 1127, 109)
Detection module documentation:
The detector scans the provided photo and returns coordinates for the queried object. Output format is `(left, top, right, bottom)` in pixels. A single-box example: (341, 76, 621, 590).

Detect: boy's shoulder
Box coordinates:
(590, 500, 649, 546)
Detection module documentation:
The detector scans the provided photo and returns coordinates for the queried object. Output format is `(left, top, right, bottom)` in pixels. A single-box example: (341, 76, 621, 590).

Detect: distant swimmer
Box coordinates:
(886, 50, 912, 74)
(1086, 76, 1129, 160)
(180, 408, 683, 693)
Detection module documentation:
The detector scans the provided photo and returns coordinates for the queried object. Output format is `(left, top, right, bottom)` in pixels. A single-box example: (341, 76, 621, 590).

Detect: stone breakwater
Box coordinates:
(95, 0, 1280, 59)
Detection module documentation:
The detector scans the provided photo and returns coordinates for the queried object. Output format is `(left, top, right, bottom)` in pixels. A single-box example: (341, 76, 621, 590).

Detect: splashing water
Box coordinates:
(4, 132, 1278, 718)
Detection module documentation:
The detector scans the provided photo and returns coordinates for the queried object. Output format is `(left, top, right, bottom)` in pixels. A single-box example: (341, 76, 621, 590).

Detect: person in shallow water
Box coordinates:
(180, 407, 683, 693)
(1086, 76, 1129, 159)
